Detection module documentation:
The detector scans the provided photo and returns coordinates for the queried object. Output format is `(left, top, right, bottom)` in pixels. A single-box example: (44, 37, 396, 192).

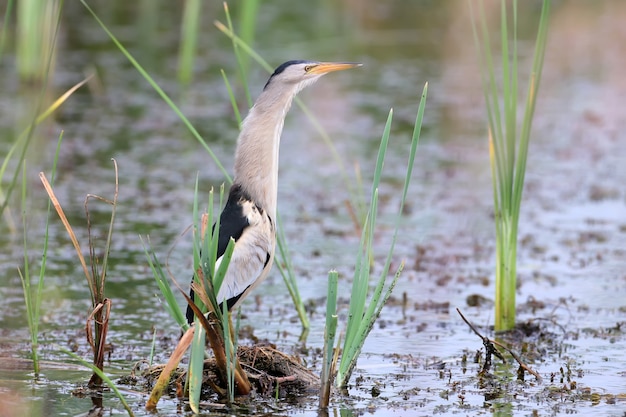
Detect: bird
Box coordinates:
(186, 60, 362, 324)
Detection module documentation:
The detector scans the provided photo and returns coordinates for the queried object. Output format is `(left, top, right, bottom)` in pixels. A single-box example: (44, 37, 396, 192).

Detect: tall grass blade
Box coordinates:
(236, 0, 259, 87)
(220, 69, 243, 126)
(18, 132, 63, 376)
(337, 110, 393, 388)
(223, 2, 252, 107)
(275, 214, 310, 333)
(0, 0, 15, 61)
(141, 238, 189, 330)
(177, 0, 201, 86)
(13, 0, 62, 82)
(320, 270, 338, 408)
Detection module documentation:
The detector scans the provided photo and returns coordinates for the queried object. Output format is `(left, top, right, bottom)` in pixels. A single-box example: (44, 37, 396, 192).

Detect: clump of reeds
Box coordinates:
(321, 84, 428, 405)
(40, 159, 119, 387)
(145, 184, 248, 412)
(470, 0, 550, 331)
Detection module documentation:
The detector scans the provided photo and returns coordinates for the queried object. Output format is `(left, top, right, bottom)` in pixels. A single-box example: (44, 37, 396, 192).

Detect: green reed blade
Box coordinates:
(275, 214, 310, 331)
(320, 270, 338, 408)
(177, 0, 201, 86)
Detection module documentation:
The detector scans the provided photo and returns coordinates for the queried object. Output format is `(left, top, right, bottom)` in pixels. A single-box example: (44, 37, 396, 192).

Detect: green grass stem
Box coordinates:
(470, 0, 550, 331)
(188, 320, 206, 413)
(18, 132, 63, 376)
(0, 0, 15, 62)
(275, 214, 310, 333)
(320, 270, 338, 408)
(220, 69, 243, 126)
(236, 0, 259, 86)
(142, 237, 189, 330)
(177, 0, 201, 86)
(223, 2, 252, 108)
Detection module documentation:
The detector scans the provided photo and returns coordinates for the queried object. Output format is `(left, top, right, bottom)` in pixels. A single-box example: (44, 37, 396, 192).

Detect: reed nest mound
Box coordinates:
(139, 344, 319, 400)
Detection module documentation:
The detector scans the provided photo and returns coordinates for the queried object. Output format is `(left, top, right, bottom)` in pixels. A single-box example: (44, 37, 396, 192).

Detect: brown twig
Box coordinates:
(86, 298, 111, 387)
(489, 338, 542, 381)
(456, 308, 541, 381)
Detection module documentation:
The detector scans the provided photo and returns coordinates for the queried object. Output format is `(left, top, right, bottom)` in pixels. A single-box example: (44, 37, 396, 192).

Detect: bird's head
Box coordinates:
(264, 60, 362, 93)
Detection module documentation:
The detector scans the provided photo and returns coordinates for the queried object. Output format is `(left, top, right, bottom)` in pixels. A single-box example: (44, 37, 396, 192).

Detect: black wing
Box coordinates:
(185, 184, 251, 324)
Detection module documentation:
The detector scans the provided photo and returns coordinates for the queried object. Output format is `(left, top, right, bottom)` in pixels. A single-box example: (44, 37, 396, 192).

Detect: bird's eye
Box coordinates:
(304, 65, 314, 72)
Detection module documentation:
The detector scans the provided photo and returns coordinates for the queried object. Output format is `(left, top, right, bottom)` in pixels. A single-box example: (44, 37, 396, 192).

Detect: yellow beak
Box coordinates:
(308, 62, 363, 75)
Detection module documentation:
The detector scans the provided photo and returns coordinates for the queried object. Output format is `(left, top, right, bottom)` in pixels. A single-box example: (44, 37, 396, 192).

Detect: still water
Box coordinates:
(1, 1, 626, 415)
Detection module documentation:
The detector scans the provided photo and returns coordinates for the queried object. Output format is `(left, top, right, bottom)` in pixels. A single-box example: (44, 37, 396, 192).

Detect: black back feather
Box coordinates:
(185, 184, 252, 324)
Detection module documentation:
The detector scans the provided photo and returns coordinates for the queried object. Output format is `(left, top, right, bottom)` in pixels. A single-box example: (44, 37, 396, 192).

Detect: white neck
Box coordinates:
(232, 86, 299, 219)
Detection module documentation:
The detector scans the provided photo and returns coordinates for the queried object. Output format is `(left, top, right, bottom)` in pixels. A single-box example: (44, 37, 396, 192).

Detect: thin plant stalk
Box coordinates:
(220, 69, 243, 125)
(336, 83, 428, 388)
(177, 0, 201, 86)
(320, 270, 338, 408)
(18, 133, 63, 376)
(188, 317, 206, 413)
(16, 0, 61, 81)
(142, 237, 189, 330)
(275, 214, 310, 334)
(0, 0, 15, 61)
(236, 0, 259, 87)
(223, 2, 252, 107)
(470, 0, 550, 331)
